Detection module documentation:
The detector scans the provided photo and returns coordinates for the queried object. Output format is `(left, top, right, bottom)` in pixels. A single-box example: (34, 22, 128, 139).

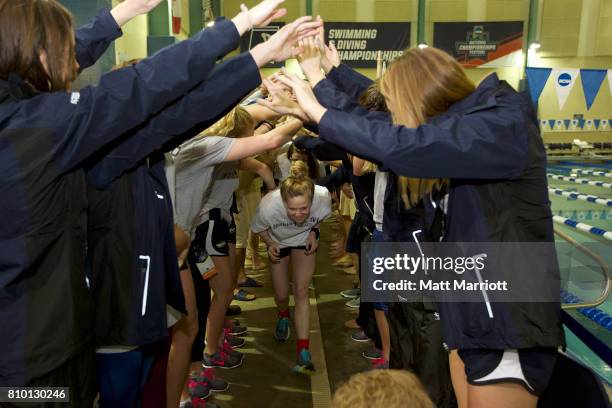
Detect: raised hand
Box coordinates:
(232, 0, 286, 35)
(315, 16, 341, 73)
(111, 0, 166, 26)
(241, 0, 287, 28)
(249, 16, 323, 67)
(296, 36, 324, 83)
(273, 69, 327, 123)
(257, 78, 308, 122)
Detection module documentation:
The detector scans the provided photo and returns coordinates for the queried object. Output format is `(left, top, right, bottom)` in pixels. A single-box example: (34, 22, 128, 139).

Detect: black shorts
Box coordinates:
(278, 246, 307, 258)
(458, 347, 558, 396)
(192, 212, 236, 259)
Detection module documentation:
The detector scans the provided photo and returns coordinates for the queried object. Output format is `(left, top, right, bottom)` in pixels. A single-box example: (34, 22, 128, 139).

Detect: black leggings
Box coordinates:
(188, 246, 212, 363)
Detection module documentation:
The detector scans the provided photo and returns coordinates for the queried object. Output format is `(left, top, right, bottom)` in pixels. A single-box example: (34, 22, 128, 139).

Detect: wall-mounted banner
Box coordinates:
(551, 69, 579, 110)
(580, 69, 607, 110)
(433, 21, 523, 67)
(608, 70, 612, 100)
(525, 67, 552, 105)
(324, 22, 410, 68)
(240, 24, 285, 68)
(600, 119, 609, 131)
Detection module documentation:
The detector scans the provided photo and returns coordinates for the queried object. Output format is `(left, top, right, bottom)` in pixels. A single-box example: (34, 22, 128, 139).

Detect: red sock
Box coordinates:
(278, 309, 290, 319)
(297, 339, 309, 353)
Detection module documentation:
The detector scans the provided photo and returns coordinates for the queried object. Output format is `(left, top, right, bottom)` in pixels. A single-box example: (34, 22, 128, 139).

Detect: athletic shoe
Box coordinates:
(370, 357, 389, 370)
(223, 318, 245, 335)
(292, 349, 316, 375)
(274, 317, 290, 341)
(202, 350, 242, 369)
(225, 304, 241, 316)
(345, 296, 360, 308)
(221, 340, 244, 362)
(188, 376, 212, 400)
(224, 323, 247, 336)
(198, 368, 229, 392)
(340, 288, 360, 299)
(362, 347, 382, 360)
(351, 330, 370, 342)
(224, 332, 246, 348)
(190, 398, 219, 408)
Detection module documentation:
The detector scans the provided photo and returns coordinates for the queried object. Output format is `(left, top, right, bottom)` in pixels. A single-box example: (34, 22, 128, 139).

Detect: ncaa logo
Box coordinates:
(558, 73, 572, 87)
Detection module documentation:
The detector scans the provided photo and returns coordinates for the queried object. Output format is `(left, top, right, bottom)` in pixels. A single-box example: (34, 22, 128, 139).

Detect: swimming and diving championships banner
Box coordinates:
(324, 22, 411, 68)
(433, 21, 523, 68)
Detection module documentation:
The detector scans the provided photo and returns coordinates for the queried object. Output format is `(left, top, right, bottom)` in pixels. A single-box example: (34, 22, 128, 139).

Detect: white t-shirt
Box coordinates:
(251, 185, 332, 247)
(168, 136, 235, 238)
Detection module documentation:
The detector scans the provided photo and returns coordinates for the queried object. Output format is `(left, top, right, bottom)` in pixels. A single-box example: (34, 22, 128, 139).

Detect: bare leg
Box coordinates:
(166, 268, 198, 407)
(250, 231, 265, 269)
(468, 382, 537, 408)
(290, 249, 316, 340)
(269, 255, 291, 312)
(374, 309, 391, 361)
(235, 247, 247, 285)
(205, 247, 235, 356)
(449, 350, 468, 408)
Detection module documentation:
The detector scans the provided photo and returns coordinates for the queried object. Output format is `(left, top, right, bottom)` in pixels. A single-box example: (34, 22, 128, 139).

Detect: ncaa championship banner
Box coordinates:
(240, 23, 286, 68)
(324, 22, 411, 68)
(433, 22, 524, 68)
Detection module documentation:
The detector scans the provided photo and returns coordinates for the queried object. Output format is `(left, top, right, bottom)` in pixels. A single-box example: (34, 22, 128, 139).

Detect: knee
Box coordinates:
(293, 286, 310, 302)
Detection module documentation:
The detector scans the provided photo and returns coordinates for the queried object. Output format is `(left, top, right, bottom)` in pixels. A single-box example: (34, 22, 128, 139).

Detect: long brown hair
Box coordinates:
(380, 47, 475, 208)
(0, 0, 77, 92)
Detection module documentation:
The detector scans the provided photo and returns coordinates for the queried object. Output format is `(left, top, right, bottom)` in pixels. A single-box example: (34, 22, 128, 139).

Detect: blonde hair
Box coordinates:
(332, 370, 434, 408)
(380, 47, 475, 208)
(201, 106, 254, 138)
(280, 160, 314, 203)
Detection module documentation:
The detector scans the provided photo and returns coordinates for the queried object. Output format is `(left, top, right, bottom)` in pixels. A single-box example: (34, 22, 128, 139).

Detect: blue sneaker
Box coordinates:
(293, 349, 315, 375)
(274, 317, 290, 341)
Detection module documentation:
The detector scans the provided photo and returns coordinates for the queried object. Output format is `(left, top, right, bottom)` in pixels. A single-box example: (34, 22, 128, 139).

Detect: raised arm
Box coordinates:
(238, 158, 276, 191)
(30, 10, 321, 172)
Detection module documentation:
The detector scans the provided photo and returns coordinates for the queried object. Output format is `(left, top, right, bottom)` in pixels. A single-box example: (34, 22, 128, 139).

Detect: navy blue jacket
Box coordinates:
(316, 70, 564, 350)
(86, 50, 261, 346)
(0, 9, 244, 385)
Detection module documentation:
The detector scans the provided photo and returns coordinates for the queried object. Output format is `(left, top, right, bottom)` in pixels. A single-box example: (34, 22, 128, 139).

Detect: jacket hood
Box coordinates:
(0, 73, 39, 104)
(447, 73, 539, 127)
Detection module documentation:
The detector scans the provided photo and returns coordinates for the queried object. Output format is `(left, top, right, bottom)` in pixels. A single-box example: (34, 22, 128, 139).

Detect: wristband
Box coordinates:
(310, 227, 320, 240)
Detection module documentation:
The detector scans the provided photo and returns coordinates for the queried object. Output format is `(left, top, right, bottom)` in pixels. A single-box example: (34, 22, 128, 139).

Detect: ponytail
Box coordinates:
(280, 160, 314, 203)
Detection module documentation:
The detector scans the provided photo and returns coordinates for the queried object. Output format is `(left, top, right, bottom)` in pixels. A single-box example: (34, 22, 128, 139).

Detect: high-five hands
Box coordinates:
(296, 36, 325, 85)
(250, 16, 322, 67)
(266, 69, 327, 124)
(257, 76, 308, 122)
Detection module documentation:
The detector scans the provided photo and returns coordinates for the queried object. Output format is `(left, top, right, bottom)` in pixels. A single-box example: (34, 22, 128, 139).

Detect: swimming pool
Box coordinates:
(547, 160, 612, 386)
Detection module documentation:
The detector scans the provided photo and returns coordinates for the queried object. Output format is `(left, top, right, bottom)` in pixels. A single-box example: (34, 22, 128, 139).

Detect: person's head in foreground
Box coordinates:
(332, 369, 434, 408)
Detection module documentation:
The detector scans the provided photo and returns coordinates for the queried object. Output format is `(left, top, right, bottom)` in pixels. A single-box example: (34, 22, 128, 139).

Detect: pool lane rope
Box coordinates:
(553, 215, 612, 241)
(561, 290, 612, 331)
(549, 188, 612, 207)
(548, 174, 612, 189)
(570, 169, 612, 178)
